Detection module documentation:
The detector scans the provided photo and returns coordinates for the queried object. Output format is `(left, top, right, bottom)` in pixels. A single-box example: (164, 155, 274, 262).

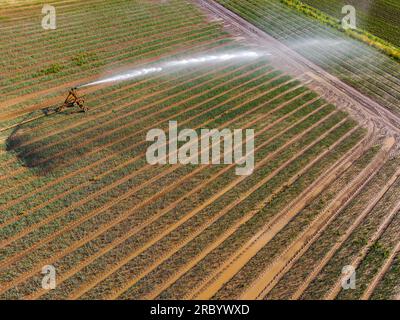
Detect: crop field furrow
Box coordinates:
(188, 136, 367, 299)
(299, 166, 400, 299)
(264, 156, 400, 300)
(361, 241, 400, 300)
(104, 104, 342, 300)
(160, 128, 369, 300)
(208, 142, 381, 299)
(325, 200, 400, 299)
(57, 105, 344, 300)
(182, 126, 369, 299)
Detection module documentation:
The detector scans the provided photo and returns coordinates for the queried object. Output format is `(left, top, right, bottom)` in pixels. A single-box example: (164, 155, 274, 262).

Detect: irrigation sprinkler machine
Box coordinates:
(57, 87, 87, 113)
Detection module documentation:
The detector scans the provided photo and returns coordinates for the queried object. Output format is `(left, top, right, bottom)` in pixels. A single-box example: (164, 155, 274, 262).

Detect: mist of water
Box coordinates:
(78, 51, 267, 88)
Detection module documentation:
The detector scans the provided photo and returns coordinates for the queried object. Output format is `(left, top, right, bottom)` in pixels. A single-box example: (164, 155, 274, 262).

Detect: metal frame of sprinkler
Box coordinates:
(56, 87, 87, 113)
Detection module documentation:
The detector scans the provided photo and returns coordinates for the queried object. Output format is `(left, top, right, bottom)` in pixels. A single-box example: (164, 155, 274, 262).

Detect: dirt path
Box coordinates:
(361, 240, 400, 300)
(291, 168, 400, 300)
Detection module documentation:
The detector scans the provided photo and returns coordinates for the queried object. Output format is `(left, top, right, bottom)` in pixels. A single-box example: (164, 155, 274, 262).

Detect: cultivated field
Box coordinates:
(0, 0, 399, 300)
(217, 0, 400, 115)
(301, 0, 400, 46)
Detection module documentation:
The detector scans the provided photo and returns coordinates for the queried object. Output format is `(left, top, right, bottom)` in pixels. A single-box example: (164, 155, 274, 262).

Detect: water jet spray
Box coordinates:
(78, 50, 268, 89)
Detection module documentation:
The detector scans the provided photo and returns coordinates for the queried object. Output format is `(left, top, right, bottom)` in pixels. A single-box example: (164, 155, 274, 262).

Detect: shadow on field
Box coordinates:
(6, 108, 92, 175)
